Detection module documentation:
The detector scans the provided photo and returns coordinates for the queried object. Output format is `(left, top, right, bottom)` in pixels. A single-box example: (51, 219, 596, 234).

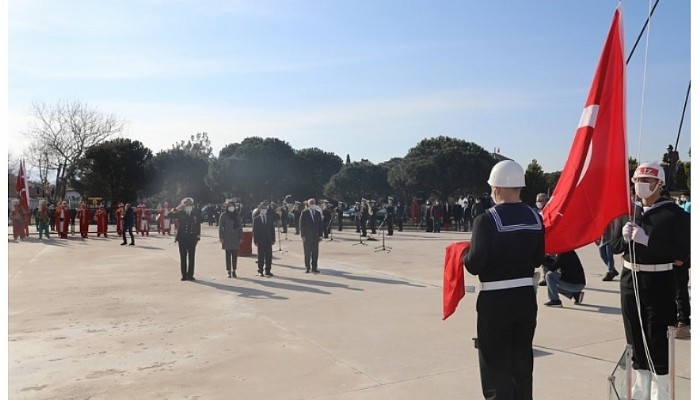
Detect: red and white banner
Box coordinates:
(542, 8, 630, 254)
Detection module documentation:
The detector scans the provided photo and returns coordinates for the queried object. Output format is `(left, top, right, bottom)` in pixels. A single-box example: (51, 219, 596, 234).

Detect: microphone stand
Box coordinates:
(374, 217, 391, 253)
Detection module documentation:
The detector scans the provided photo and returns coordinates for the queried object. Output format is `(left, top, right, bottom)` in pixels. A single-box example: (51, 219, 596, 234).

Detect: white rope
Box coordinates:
(629, 0, 659, 379)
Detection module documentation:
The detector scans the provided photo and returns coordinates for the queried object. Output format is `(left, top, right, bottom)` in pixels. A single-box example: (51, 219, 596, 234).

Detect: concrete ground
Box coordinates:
(8, 224, 691, 399)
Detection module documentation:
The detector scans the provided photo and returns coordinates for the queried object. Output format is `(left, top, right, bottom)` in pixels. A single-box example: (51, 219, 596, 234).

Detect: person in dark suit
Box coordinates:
(253, 200, 276, 277)
(299, 198, 324, 273)
(172, 197, 201, 281)
(121, 203, 135, 245)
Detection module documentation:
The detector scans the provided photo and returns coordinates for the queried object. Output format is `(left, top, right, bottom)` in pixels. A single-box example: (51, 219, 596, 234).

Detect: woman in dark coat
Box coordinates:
(219, 200, 243, 278)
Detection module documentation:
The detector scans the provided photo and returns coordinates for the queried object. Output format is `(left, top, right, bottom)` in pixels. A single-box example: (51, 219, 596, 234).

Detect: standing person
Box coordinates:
(300, 198, 323, 274)
(430, 200, 443, 233)
(36, 200, 50, 239)
(10, 201, 26, 240)
(115, 203, 124, 236)
(452, 200, 463, 232)
(280, 203, 289, 233)
(385, 197, 396, 236)
(335, 202, 345, 231)
(77, 202, 91, 238)
(172, 197, 201, 281)
(321, 200, 333, 239)
(135, 204, 143, 236)
(292, 201, 302, 235)
(253, 200, 275, 277)
(599, 219, 621, 281)
(94, 204, 108, 237)
(219, 200, 243, 278)
(396, 200, 404, 232)
(462, 160, 545, 399)
(611, 162, 691, 399)
(158, 202, 172, 235)
(55, 201, 70, 239)
(48, 203, 56, 232)
(121, 203, 135, 246)
(464, 195, 475, 232)
(69, 206, 77, 235)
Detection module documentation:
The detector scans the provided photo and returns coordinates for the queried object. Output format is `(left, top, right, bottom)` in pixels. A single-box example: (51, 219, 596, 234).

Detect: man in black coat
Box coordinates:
(299, 198, 323, 273)
(121, 203, 135, 246)
(172, 197, 201, 281)
(253, 201, 276, 277)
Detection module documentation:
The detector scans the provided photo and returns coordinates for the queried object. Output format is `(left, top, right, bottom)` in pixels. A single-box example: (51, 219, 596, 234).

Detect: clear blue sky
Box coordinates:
(7, 0, 692, 173)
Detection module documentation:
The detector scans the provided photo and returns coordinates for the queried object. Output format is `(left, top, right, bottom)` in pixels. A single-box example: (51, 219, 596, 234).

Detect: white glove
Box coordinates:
(631, 225, 649, 246)
(622, 222, 634, 243)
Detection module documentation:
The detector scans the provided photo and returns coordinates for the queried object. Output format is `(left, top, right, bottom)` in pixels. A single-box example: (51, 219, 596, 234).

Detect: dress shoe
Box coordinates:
(231, 270, 237, 278)
(305, 269, 310, 273)
(227, 271, 232, 278)
(180, 277, 187, 281)
(121, 242, 127, 245)
(257, 272, 265, 277)
(265, 272, 274, 277)
(311, 269, 320, 274)
(573, 291, 585, 305)
(129, 243, 135, 246)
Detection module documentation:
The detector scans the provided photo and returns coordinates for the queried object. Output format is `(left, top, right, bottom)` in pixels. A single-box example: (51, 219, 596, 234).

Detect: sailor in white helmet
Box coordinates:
(612, 161, 690, 400)
(462, 160, 545, 399)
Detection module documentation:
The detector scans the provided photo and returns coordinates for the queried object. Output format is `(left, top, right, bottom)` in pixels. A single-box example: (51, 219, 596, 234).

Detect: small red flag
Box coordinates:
(542, 8, 630, 254)
(443, 241, 470, 320)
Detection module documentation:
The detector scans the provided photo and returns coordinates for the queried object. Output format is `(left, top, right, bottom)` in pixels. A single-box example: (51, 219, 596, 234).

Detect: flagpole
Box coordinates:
(625, 0, 660, 66)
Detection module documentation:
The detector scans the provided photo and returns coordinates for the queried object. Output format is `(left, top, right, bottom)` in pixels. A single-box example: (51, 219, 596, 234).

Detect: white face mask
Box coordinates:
(535, 201, 544, 209)
(227, 206, 235, 212)
(185, 206, 193, 213)
(259, 208, 268, 213)
(635, 182, 656, 199)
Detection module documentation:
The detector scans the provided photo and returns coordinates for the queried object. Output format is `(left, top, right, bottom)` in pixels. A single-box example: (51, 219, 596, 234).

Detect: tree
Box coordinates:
(173, 132, 213, 159)
(71, 139, 153, 205)
(522, 159, 549, 205)
(207, 137, 297, 205)
(23, 100, 125, 203)
(150, 148, 212, 204)
(324, 161, 388, 201)
(388, 136, 495, 200)
(294, 148, 343, 199)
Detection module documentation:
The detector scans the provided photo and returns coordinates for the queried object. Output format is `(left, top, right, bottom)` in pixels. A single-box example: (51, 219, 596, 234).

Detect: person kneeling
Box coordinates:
(544, 250, 586, 307)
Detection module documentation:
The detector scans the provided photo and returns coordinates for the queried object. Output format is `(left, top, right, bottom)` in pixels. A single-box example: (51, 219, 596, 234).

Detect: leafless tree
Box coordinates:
(23, 100, 125, 202)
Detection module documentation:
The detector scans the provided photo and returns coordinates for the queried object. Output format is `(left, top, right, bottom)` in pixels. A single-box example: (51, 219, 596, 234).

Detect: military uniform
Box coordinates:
(172, 208, 201, 280)
(463, 203, 545, 399)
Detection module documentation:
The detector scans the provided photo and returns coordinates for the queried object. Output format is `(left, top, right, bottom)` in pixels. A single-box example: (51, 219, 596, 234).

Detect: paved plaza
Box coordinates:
(8, 225, 691, 399)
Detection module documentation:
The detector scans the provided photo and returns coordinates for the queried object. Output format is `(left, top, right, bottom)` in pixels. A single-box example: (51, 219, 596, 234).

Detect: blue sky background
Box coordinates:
(7, 0, 691, 173)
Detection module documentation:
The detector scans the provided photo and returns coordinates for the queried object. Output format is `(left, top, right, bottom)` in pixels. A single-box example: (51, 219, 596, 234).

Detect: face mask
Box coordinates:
(227, 207, 235, 212)
(635, 182, 656, 199)
(185, 206, 193, 213)
(536, 201, 544, 209)
(259, 208, 268, 213)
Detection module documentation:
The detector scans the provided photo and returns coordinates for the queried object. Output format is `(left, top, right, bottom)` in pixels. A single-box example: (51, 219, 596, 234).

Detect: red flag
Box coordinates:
(16, 160, 30, 210)
(16, 160, 31, 236)
(443, 241, 470, 320)
(542, 8, 630, 254)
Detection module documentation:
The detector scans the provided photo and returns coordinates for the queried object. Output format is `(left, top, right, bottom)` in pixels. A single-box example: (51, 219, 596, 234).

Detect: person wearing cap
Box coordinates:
(300, 198, 324, 274)
(385, 197, 396, 236)
(172, 197, 201, 281)
(219, 200, 243, 278)
(95, 204, 108, 237)
(55, 201, 70, 239)
(115, 203, 125, 236)
(611, 161, 690, 399)
(461, 160, 545, 399)
(121, 203, 136, 246)
(253, 200, 276, 277)
(77, 202, 91, 238)
(36, 200, 51, 239)
(661, 145, 679, 191)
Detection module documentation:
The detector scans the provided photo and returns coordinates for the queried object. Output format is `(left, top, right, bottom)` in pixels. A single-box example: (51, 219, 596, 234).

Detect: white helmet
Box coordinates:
(487, 160, 525, 188)
(632, 162, 665, 184)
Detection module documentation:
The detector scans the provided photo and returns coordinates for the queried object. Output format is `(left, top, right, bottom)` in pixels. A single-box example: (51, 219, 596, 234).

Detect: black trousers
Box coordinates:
(178, 239, 197, 278)
(386, 216, 394, 235)
(303, 237, 319, 271)
(122, 226, 135, 244)
(477, 288, 537, 400)
(257, 243, 273, 273)
(225, 249, 239, 271)
(621, 269, 676, 374)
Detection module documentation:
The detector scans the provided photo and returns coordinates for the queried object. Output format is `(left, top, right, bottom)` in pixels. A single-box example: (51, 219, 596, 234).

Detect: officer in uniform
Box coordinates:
(292, 201, 302, 235)
(171, 197, 201, 281)
(612, 162, 690, 400)
(369, 200, 379, 235)
(321, 200, 333, 239)
(359, 200, 369, 237)
(462, 160, 545, 399)
(354, 201, 362, 233)
(336, 202, 345, 231)
(385, 197, 396, 236)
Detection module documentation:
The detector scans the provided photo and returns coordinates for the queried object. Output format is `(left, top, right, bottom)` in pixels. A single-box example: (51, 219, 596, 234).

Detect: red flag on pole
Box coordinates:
(16, 160, 31, 235)
(443, 241, 470, 320)
(542, 8, 630, 254)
